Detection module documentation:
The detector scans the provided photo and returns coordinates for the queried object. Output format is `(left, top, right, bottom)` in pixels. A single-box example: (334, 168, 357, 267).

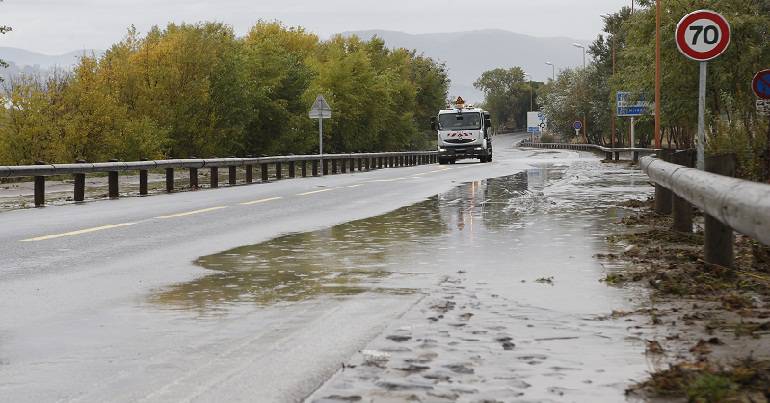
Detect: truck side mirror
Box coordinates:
(484, 119, 492, 127)
(430, 117, 437, 131)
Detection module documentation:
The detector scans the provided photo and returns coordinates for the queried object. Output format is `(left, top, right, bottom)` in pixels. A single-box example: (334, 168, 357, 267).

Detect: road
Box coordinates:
(0, 133, 519, 400)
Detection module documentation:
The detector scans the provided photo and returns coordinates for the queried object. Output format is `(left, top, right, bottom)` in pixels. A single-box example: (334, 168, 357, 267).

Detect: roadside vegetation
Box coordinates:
(600, 200, 770, 401)
(473, 1, 770, 181)
(472, 67, 541, 132)
(0, 21, 449, 165)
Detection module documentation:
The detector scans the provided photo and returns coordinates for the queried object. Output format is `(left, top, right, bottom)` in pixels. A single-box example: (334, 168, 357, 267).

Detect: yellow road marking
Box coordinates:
(297, 188, 334, 196)
(21, 223, 138, 242)
(155, 206, 228, 219)
(240, 197, 283, 206)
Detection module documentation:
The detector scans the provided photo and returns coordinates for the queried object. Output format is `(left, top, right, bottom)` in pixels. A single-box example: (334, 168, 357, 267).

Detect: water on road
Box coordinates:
(147, 152, 654, 401)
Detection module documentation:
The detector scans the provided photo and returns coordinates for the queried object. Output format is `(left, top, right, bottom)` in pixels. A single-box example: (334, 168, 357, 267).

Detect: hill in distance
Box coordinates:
(343, 29, 591, 103)
(2, 29, 592, 103)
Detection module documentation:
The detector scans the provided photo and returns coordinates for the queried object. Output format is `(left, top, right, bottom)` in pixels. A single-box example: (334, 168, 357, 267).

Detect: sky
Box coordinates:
(1, 0, 632, 55)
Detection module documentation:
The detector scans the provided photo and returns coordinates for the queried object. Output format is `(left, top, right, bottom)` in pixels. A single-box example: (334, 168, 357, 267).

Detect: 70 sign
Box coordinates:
(676, 10, 731, 62)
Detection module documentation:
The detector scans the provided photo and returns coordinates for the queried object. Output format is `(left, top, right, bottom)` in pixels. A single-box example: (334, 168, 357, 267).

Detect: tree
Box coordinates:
(0, 0, 11, 79)
(473, 67, 533, 131)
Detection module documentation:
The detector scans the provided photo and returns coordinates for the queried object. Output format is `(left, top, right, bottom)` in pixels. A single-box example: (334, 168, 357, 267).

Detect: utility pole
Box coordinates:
(654, 0, 662, 149)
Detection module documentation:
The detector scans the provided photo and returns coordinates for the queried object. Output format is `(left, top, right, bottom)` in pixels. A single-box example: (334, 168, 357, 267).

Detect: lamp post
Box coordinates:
(524, 73, 533, 112)
(545, 61, 555, 81)
(572, 43, 586, 68)
(572, 43, 587, 142)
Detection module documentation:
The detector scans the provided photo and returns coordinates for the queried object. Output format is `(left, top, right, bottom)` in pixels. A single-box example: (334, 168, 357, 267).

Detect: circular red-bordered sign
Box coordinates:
(752, 69, 770, 100)
(676, 10, 731, 62)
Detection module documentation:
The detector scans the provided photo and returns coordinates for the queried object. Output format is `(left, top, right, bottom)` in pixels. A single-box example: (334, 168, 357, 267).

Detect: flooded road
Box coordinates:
(0, 141, 657, 402)
(144, 153, 655, 401)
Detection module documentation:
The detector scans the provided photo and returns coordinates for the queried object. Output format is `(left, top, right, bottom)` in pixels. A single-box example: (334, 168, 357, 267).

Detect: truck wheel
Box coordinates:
(438, 157, 448, 165)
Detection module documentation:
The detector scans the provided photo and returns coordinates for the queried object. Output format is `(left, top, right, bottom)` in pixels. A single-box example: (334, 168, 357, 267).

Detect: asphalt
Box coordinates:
(0, 133, 570, 402)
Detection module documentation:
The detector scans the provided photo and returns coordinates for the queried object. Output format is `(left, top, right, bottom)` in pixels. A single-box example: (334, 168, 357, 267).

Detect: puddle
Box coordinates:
(150, 160, 651, 317)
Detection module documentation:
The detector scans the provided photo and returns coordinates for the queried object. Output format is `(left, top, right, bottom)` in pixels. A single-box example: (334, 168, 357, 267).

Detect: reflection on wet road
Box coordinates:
(152, 158, 648, 318)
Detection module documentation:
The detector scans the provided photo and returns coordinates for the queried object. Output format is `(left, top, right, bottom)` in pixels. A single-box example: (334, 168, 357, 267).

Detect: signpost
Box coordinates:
(754, 69, 770, 181)
(527, 111, 546, 141)
(676, 10, 731, 170)
(752, 69, 770, 100)
(573, 120, 583, 139)
(617, 92, 654, 148)
(309, 95, 332, 175)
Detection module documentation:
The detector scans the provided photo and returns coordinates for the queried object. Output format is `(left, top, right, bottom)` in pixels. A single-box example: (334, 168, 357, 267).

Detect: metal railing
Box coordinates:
(641, 154, 770, 267)
(0, 152, 439, 208)
(518, 140, 659, 161)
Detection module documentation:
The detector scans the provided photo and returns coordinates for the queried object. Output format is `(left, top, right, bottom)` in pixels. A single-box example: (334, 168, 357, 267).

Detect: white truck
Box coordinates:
(431, 97, 493, 164)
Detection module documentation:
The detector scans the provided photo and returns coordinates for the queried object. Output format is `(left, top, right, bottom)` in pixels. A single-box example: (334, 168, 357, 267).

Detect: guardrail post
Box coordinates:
(275, 162, 282, 180)
(633, 151, 639, 163)
(190, 168, 199, 189)
(74, 159, 86, 202)
(654, 149, 673, 215)
(350, 158, 356, 172)
(671, 150, 695, 233)
(331, 159, 338, 174)
(261, 163, 269, 182)
(165, 168, 174, 193)
(340, 159, 347, 173)
(322, 159, 329, 175)
(614, 151, 620, 161)
(312, 160, 318, 177)
(139, 159, 148, 196)
(210, 167, 219, 188)
(289, 161, 296, 178)
(228, 166, 237, 185)
(704, 154, 736, 268)
(301, 161, 308, 177)
(34, 163, 45, 207)
(108, 159, 119, 199)
(245, 164, 253, 183)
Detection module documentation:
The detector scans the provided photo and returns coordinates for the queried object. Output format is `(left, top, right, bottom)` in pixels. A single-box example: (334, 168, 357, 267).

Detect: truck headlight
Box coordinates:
(475, 147, 483, 150)
(439, 148, 447, 152)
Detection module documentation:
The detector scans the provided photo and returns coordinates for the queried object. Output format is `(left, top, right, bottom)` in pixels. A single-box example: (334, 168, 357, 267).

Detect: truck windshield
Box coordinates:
(438, 112, 481, 130)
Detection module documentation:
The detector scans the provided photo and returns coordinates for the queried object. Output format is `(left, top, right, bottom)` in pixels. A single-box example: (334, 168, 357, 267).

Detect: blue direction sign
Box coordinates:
(752, 69, 770, 100)
(616, 92, 653, 117)
(573, 121, 583, 130)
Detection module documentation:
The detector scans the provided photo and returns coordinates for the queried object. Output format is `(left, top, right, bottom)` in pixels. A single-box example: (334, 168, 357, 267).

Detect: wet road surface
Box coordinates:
(0, 136, 656, 402)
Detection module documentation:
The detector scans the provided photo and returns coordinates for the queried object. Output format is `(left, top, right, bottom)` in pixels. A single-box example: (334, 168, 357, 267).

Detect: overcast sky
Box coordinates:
(2, 0, 632, 54)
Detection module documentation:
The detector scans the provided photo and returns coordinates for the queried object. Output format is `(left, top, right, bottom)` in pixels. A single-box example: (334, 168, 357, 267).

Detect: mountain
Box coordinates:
(0, 47, 101, 69)
(343, 29, 591, 103)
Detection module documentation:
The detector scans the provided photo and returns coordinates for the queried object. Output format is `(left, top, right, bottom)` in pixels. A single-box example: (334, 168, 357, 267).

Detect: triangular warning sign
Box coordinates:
(309, 95, 332, 119)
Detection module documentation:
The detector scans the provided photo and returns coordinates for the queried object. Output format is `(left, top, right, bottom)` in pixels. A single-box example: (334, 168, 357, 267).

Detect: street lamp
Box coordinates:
(572, 43, 586, 68)
(524, 73, 533, 112)
(545, 62, 555, 81)
(571, 43, 587, 143)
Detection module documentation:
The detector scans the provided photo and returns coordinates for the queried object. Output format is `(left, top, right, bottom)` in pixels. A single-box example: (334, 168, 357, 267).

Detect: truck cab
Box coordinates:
(431, 97, 493, 164)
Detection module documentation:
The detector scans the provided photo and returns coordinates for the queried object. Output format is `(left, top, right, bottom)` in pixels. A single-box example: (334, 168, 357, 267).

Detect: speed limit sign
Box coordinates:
(675, 10, 731, 171)
(676, 10, 731, 61)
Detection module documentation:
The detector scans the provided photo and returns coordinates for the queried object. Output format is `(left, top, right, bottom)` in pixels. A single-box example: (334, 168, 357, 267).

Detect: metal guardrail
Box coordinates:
(1, 151, 439, 208)
(518, 141, 659, 161)
(641, 155, 770, 248)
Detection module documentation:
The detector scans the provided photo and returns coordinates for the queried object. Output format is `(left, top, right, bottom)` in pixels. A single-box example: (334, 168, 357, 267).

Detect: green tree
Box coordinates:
(473, 67, 533, 131)
(0, 0, 11, 79)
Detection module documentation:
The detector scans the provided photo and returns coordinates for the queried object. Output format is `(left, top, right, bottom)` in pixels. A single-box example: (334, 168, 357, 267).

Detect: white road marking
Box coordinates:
(240, 197, 283, 206)
(155, 206, 228, 219)
(21, 223, 138, 242)
(297, 188, 334, 196)
(346, 184, 364, 188)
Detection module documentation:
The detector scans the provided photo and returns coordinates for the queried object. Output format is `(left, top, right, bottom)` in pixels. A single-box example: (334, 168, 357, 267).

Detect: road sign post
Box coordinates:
(676, 10, 731, 170)
(573, 120, 583, 141)
(309, 95, 332, 175)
